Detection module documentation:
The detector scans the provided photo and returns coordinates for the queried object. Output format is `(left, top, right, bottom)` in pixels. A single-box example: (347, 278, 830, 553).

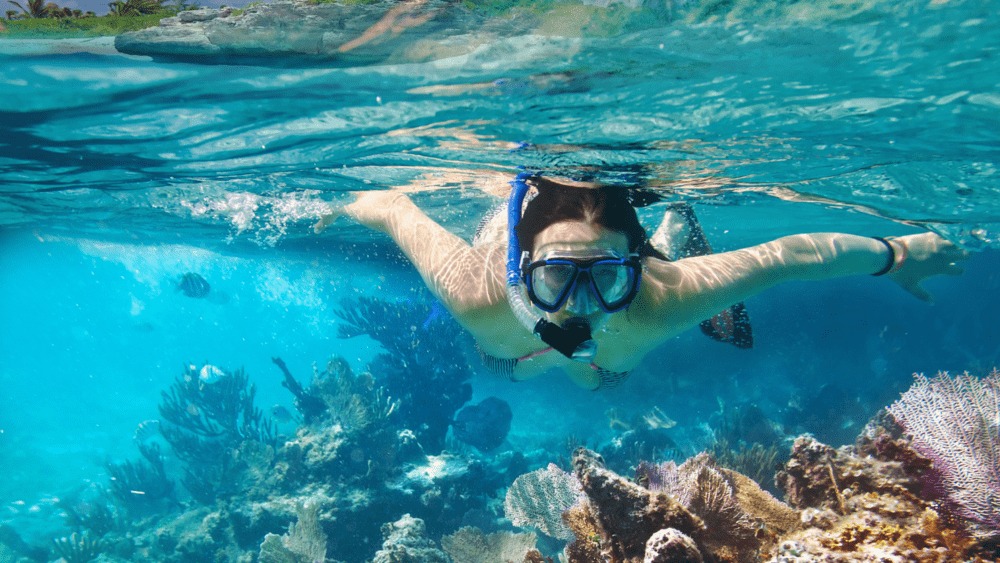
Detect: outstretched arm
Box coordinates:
(315, 191, 507, 317)
(638, 232, 970, 337)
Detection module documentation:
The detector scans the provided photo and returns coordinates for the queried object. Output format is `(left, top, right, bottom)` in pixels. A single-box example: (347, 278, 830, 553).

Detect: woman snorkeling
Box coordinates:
(316, 174, 970, 391)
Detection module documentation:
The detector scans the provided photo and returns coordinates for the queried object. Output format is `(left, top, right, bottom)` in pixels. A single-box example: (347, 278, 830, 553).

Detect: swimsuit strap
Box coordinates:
(478, 344, 632, 390)
(518, 347, 553, 361)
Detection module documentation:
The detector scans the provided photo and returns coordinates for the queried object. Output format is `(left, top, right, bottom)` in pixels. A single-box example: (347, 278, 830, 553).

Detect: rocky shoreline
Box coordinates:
(113, 0, 535, 64)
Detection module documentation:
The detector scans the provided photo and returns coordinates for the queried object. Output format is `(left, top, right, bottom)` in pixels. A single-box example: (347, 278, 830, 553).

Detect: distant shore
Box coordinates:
(0, 35, 133, 56)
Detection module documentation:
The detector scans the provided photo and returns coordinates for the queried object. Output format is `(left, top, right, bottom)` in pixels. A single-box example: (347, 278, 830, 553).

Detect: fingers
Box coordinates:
(313, 208, 343, 234)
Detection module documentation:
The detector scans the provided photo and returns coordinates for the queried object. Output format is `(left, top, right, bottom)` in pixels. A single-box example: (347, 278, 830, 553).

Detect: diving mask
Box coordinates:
(523, 251, 641, 314)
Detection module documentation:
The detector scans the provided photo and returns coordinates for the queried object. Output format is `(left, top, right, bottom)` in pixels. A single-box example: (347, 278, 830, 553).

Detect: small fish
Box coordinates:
(269, 405, 294, 424)
(176, 273, 211, 299)
(452, 397, 512, 451)
(199, 364, 225, 385)
(134, 420, 161, 443)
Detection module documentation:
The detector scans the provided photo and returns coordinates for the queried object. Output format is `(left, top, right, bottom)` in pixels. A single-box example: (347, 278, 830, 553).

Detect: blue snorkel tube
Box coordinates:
(507, 173, 599, 362)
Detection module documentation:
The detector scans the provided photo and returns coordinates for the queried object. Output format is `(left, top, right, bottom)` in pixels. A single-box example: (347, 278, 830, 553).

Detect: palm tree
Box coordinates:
(108, 0, 163, 16)
(8, 0, 52, 18)
(6, 8, 20, 18)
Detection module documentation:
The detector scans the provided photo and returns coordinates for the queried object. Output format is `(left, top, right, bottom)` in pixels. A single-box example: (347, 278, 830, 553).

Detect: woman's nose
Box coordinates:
(565, 281, 599, 315)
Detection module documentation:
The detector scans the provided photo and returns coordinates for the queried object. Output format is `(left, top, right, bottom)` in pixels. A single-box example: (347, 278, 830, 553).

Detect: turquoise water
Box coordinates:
(1, 0, 999, 560)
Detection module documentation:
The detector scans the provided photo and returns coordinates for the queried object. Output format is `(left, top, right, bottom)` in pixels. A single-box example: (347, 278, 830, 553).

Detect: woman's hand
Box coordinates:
(312, 191, 409, 234)
(887, 232, 970, 303)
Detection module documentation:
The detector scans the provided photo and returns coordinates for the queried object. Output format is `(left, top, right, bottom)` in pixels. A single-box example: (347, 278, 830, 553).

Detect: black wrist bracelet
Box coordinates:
(871, 237, 895, 276)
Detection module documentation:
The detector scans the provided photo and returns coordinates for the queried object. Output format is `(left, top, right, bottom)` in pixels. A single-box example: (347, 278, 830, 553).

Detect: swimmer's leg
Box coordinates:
(651, 204, 754, 349)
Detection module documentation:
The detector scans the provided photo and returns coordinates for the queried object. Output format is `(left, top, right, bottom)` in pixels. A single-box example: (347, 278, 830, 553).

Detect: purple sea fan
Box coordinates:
(887, 370, 1000, 534)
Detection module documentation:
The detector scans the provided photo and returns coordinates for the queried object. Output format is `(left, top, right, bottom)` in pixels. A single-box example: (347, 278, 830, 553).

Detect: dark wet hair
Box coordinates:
(515, 177, 663, 258)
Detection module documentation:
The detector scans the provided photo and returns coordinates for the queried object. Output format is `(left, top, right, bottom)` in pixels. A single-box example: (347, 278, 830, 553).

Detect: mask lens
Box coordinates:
(590, 263, 633, 306)
(531, 263, 577, 308)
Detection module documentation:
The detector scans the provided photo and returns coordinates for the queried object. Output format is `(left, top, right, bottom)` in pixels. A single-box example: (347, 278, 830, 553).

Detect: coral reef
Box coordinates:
(105, 441, 176, 517)
(272, 357, 327, 425)
(335, 296, 473, 453)
(51, 532, 104, 563)
(770, 433, 987, 562)
(57, 496, 120, 538)
(636, 453, 799, 561)
(371, 514, 448, 563)
(159, 365, 276, 456)
(887, 370, 1000, 536)
(157, 364, 277, 504)
(441, 526, 537, 563)
(258, 502, 327, 563)
(25, 347, 1000, 563)
(501, 431, 997, 562)
(505, 464, 586, 541)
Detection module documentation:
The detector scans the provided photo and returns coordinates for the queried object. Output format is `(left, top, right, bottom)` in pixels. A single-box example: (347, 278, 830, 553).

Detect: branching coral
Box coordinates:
(709, 437, 783, 494)
(159, 365, 276, 456)
(335, 296, 472, 452)
(155, 364, 276, 504)
(272, 356, 326, 424)
(106, 441, 176, 517)
(58, 494, 120, 537)
(51, 532, 104, 563)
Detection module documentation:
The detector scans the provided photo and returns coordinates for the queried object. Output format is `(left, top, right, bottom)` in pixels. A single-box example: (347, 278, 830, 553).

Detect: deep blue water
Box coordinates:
(1, 0, 999, 553)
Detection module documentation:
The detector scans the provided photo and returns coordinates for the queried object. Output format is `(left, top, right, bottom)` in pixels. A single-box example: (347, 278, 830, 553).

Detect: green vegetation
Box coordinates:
(2, 0, 194, 38)
(2, 13, 169, 36)
(305, 0, 379, 6)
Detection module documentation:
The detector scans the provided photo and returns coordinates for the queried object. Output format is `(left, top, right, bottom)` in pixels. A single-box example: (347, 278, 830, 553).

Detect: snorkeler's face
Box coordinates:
(530, 221, 631, 330)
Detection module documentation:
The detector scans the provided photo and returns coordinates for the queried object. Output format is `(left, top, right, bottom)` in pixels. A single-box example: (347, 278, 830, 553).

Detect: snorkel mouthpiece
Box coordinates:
(506, 172, 599, 363)
(536, 318, 598, 361)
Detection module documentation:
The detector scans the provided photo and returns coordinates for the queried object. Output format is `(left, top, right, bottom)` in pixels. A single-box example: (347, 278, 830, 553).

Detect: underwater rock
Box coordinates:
(452, 397, 512, 452)
(643, 528, 702, 563)
(371, 514, 448, 563)
(775, 435, 923, 514)
(570, 448, 705, 562)
(768, 433, 985, 562)
(114, 0, 529, 65)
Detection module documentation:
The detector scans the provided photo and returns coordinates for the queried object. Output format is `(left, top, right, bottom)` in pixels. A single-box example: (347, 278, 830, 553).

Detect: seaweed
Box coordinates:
(335, 296, 473, 452)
